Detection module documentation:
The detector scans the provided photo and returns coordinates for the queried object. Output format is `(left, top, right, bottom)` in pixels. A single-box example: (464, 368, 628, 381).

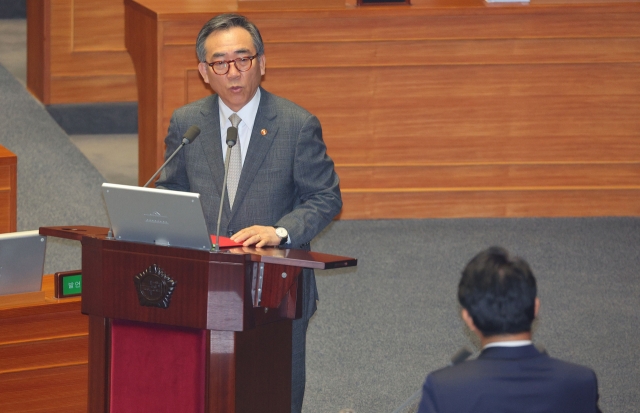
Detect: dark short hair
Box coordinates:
(458, 246, 537, 337)
(196, 13, 265, 62)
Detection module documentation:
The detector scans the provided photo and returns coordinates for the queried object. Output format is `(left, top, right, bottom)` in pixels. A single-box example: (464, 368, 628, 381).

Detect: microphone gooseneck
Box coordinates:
(143, 125, 201, 188)
(214, 125, 239, 251)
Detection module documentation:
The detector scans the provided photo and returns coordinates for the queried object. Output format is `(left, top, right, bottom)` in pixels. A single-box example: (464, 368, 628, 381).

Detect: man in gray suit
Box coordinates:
(155, 13, 342, 413)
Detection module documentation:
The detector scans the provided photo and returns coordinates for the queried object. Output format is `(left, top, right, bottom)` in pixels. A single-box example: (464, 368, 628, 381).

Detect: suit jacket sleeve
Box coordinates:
(416, 375, 439, 413)
(275, 112, 342, 246)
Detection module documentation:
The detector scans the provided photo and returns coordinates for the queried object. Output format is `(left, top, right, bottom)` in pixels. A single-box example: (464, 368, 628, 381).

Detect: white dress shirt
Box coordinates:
(218, 88, 261, 165)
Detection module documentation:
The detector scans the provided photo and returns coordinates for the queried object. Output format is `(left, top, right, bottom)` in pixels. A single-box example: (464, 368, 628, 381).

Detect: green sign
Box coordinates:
(62, 274, 82, 296)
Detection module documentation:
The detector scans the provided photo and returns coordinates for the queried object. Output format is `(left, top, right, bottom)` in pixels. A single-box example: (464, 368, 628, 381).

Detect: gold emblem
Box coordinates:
(261, 129, 267, 136)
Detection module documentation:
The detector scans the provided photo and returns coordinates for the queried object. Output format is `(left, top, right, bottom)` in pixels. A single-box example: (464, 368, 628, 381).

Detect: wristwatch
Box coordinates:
(274, 227, 288, 246)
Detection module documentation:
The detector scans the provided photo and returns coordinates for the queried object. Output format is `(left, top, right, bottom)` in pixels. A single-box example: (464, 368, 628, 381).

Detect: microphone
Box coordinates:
(143, 125, 200, 187)
(214, 125, 238, 251)
(449, 347, 472, 366)
(226, 124, 238, 146)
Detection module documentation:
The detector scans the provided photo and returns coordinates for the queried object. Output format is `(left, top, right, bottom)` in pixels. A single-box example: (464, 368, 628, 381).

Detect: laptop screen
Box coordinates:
(101, 183, 212, 251)
(0, 230, 47, 295)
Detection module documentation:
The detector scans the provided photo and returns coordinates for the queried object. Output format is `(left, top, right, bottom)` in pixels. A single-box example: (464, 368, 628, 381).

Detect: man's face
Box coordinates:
(198, 27, 266, 112)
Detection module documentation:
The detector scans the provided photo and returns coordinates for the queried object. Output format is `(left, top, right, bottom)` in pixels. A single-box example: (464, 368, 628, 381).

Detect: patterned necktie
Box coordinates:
(227, 113, 242, 209)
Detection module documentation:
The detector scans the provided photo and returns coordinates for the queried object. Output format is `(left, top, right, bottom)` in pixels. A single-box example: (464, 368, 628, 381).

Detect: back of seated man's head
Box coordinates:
(458, 246, 537, 337)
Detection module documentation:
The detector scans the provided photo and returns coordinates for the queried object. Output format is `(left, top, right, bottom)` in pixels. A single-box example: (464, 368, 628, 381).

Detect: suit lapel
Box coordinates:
(228, 90, 279, 222)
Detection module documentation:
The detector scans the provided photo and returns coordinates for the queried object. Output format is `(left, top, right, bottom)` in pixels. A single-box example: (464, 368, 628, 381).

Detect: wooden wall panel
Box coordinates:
(262, 64, 640, 164)
(0, 276, 87, 413)
(252, 6, 640, 40)
(27, 0, 136, 104)
(0, 310, 87, 343)
(0, 336, 87, 372)
(0, 145, 17, 233)
(0, 366, 88, 413)
(144, 2, 640, 218)
(262, 38, 640, 66)
(238, 0, 345, 9)
(73, 0, 126, 51)
(336, 163, 640, 190)
(49, 74, 138, 102)
(341, 189, 640, 219)
(28, 0, 640, 218)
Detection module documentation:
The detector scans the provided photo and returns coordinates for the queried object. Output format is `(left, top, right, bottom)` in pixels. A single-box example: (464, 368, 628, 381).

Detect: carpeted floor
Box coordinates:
(309, 217, 640, 412)
(0, 62, 109, 274)
(1, 59, 639, 413)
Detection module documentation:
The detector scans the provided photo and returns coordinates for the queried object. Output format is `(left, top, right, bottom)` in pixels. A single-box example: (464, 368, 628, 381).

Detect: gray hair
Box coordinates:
(196, 14, 265, 62)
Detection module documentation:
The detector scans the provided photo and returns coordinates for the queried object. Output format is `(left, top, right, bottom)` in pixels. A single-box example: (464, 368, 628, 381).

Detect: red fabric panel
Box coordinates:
(110, 320, 206, 413)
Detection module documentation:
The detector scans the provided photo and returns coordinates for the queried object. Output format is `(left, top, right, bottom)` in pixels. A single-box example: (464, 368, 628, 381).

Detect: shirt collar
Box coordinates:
(218, 88, 261, 131)
(483, 340, 532, 350)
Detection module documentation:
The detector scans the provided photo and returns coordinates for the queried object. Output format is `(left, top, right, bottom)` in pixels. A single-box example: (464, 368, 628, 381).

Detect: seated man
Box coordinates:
(417, 246, 601, 413)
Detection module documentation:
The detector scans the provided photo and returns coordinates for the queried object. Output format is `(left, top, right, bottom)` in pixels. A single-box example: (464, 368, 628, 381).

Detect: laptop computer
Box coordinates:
(0, 230, 47, 296)
(101, 183, 212, 251)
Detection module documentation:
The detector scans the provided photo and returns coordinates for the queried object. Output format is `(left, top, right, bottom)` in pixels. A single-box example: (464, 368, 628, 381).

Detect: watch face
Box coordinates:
(276, 227, 287, 238)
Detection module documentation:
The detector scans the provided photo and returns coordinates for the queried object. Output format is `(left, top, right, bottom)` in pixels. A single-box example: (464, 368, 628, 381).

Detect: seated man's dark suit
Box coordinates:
(417, 345, 601, 413)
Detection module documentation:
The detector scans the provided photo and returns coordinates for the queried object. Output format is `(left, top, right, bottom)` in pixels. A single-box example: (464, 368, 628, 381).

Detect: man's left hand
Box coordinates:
(231, 225, 281, 248)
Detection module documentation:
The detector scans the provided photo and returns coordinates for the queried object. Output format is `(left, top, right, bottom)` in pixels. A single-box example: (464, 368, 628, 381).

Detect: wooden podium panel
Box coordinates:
(39, 225, 356, 413)
(0, 145, 17, 233)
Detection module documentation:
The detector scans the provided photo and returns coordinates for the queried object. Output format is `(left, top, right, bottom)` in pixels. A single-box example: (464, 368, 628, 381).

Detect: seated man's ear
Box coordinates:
(461, 308, 478, 334)
(534, 297, 540, 318)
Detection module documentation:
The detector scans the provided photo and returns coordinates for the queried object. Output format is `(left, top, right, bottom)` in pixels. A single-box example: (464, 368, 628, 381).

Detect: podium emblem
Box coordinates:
(133, 264, 176, 308)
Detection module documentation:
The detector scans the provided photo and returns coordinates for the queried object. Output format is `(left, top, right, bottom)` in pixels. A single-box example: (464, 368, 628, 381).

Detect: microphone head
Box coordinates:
(449, 347, 472, 366)
(226, 126, 238, 147)
(182, 125, 201, 144)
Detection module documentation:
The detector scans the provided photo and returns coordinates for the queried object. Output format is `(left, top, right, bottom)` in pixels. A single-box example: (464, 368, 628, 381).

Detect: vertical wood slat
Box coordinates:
(0, 145, 17, 233)
(26, 0, 50, 103)
(125, 2, 161, 192)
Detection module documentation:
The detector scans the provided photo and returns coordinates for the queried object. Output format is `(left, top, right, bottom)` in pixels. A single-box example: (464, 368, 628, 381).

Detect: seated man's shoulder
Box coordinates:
(426, 358, 487, 387)
(542, 355, 599, 382)
(420, 356, 599, 413)
(428, 349, 596, 385)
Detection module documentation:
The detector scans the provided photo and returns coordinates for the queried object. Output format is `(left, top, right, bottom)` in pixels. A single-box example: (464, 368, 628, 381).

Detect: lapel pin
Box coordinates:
(261, 129, 268, 136)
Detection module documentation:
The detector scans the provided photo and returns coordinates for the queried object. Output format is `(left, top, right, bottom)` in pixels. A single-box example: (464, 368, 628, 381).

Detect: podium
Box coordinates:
(40, 226, 356, 413)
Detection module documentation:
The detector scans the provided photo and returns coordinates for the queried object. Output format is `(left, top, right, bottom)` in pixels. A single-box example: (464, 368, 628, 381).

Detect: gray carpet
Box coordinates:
(1, 62, 639, 413)
(309, 218, 640, 412)
(0, 63, 109, 274)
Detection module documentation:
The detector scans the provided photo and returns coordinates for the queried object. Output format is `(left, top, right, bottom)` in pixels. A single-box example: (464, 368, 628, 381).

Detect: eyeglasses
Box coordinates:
(205, 54, 259, 75)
